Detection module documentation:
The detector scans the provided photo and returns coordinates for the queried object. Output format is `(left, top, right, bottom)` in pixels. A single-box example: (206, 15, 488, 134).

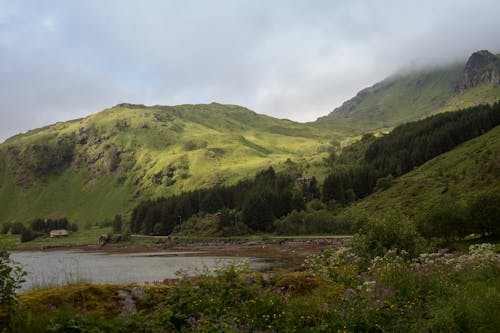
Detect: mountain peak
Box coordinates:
(456, 50, 500, 91)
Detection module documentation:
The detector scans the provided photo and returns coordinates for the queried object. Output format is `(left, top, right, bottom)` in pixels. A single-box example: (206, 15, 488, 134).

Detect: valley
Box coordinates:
(1, 50, 499, 333)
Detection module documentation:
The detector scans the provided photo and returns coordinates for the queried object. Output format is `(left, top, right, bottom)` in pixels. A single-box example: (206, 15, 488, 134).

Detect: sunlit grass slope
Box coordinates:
(0, 103, 338, 225)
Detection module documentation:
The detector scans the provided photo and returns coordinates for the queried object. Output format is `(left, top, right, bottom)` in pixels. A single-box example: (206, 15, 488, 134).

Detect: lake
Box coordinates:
(12, 250, 286, 291)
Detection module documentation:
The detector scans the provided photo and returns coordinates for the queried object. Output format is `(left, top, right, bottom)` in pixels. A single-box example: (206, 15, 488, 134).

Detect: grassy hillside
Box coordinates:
(2, 51, 499, 228)
(345, 124, 500, 220)
(316, 54, 500, 133)
(0, 103, 339, 225)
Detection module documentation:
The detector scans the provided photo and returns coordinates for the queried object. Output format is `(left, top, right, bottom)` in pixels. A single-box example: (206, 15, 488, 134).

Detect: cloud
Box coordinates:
(1, 0, 500, 141)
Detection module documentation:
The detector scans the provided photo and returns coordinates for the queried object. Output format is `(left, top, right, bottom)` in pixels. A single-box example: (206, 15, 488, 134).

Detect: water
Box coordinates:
(11, 250, 281, 291)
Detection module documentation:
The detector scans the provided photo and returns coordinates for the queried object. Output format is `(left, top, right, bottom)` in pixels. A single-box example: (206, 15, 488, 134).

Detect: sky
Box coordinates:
(1, 0, 500, 142)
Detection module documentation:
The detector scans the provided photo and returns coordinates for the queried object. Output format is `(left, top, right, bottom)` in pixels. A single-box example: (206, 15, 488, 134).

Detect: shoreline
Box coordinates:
(12, 237, 352, 259)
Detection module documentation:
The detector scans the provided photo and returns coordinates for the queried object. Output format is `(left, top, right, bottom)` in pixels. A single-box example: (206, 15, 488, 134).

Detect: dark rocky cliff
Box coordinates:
(456, 50, 500, 91)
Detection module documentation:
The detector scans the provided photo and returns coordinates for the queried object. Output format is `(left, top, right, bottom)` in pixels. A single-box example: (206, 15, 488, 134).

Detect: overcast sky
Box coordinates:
(1, 0, 500, 142)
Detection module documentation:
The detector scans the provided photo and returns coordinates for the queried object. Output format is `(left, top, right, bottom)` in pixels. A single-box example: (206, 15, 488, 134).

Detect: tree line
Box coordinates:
(322, 102, 500, 205)
(1, 218, 78, 243)
(130, 167, 320, 235)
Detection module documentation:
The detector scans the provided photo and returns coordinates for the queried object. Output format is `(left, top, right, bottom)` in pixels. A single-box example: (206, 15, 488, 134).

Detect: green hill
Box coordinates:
(3, 50, 500, 228)
(316, 50, 500, 132)
(345, 124, 500, 220)
(0, 103, 337, 225)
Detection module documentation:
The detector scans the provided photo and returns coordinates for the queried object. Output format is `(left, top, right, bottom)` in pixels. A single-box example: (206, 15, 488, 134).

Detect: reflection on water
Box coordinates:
(11, 251, 283, 291)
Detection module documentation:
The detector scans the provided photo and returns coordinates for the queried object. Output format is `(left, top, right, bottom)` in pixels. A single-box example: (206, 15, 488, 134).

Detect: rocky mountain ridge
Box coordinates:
(456, 50, 500, 91)
(318, 50, 500, 132)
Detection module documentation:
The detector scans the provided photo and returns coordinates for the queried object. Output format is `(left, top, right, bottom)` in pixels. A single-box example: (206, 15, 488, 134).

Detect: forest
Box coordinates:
(129, 102, 500, 236)
(130, 167, 320, 235)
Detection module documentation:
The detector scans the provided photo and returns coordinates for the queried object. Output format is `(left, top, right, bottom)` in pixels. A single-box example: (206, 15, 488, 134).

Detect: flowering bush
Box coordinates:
(412, 243, 499, 273)
(350, 214, 427, 263)
(303, 246, 361, 285)
(142, 261, 289, 332)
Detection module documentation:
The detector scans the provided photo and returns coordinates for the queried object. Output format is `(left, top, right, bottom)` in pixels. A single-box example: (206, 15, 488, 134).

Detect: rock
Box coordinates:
(117, 289, 137, 317)
(117, 287, 147, 318)
(456, 50, 500, 91)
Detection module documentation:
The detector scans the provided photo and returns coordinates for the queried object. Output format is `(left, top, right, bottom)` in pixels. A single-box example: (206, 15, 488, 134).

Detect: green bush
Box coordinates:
(0, 249, 26, 305)
(147, 262, 286, 332)
(416, 201, 469, 241)
(307, 198, 326, 211)
(469, 191, 500, 236)
(20, 228, 39, 243)
(374, 174, 394, 191)
(304, 246, 361, 285)
(274, 209, 352, 235)
(351, 214, 427, 261)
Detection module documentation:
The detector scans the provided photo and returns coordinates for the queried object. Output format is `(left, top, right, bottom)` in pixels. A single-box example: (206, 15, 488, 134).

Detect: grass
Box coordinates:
(0, 227, 161, 248)
(0, 103, 337, 227)
(345, 124, 500, 221)
(317, 63, 464, 130)
(3, 228, 351, 248)
(0, 227, 114, 248)
(22, 227, 114, 247)
(317, 62, 500, 133)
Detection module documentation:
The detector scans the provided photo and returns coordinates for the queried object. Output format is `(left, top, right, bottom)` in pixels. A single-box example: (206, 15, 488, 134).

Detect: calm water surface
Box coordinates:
(12, 250, 282, 291)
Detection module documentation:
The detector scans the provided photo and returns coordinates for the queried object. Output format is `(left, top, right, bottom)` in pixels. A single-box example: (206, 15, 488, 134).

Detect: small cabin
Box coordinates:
(49, 229, 69, 238)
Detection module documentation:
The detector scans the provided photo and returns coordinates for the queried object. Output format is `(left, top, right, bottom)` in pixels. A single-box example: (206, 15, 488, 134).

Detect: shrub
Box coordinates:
(148, 262, 287, 331)
(274, 210, 307, 234)
(303, 247, 361, 285)
(374, 174, 394, 191)
(307, 198, 326, 211)
(351, 214, 427, 262)
(469, 191, 500, 236)
(274, 209, 352, 235)
(0, 249, 26, 305)
(20, 228, 38, 243)
(416, 201, 469, 241)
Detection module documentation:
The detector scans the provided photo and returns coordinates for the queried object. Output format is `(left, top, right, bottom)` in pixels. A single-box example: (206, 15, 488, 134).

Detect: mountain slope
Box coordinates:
(345, 124, 500, 220)
(0, 103, 338, 225)
(316, 50, 500, 132)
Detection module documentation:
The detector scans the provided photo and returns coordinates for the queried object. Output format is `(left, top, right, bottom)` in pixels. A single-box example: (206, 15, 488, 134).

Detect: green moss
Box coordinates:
(19, 284, 122, 315)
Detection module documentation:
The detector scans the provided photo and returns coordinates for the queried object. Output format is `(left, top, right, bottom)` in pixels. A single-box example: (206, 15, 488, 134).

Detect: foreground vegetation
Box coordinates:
(1, 238, 498, 332)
